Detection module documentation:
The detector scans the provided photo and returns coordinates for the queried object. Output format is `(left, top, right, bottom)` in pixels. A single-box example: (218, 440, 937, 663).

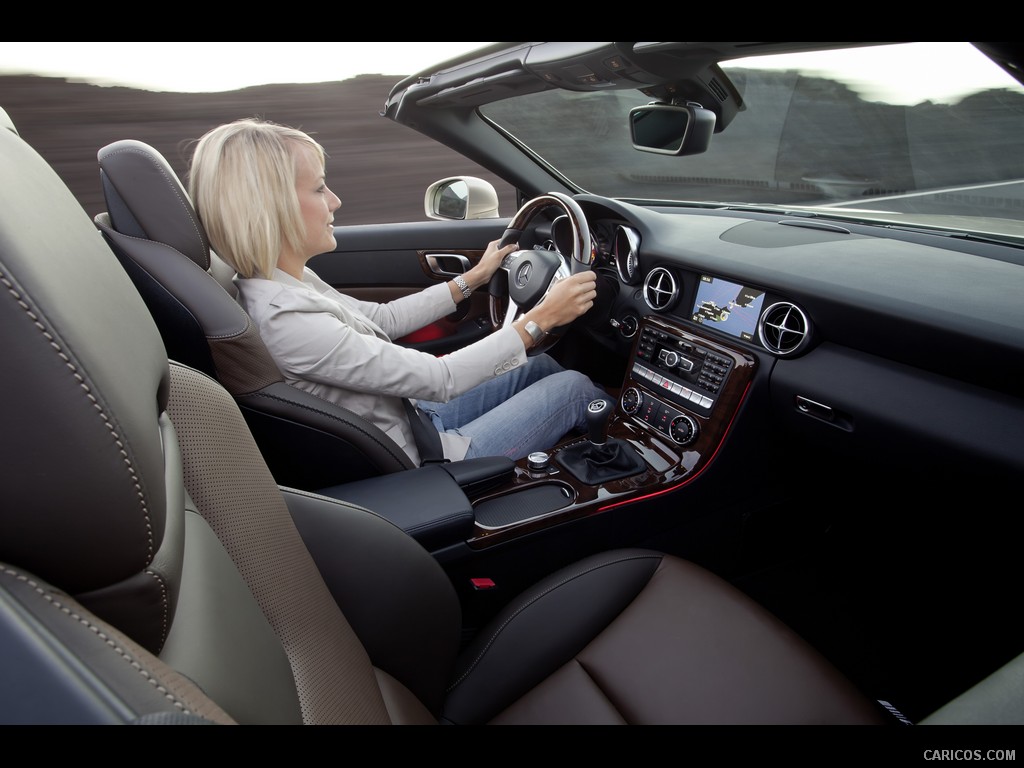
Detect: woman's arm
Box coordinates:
(257, 293, 525, 403)
(348, 240, 520, 339)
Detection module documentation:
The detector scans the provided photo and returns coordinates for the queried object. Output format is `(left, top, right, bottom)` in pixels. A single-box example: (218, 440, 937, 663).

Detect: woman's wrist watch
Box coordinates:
(453, 274, 473, 300)
(523, 320, 546, 346)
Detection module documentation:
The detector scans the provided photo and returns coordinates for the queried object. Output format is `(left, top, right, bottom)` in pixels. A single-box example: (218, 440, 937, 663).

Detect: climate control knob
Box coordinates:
(621, 387, 642, 415)
(669, 413, 699, 445)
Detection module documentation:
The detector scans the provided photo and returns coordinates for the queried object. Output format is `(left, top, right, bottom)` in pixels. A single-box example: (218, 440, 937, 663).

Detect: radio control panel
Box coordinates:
(631, 324, 733, 416)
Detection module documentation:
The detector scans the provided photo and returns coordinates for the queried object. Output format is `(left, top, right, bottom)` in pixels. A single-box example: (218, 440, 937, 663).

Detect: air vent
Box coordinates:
(643, 267, 679, 311)
(758, 302, 811, 356)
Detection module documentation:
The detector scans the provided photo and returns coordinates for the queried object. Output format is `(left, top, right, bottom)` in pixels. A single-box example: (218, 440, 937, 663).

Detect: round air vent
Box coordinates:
(758, 301, 811, 356)
(643, 267, 679, 311)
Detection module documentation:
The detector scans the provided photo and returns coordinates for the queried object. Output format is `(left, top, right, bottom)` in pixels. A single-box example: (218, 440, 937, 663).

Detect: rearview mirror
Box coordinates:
(629, 103, 716, 156)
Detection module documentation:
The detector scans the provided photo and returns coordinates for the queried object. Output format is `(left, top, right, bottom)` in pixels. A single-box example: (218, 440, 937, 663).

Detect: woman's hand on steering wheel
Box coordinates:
(465, 239, 519, 289)
(527, 271, 598, 330)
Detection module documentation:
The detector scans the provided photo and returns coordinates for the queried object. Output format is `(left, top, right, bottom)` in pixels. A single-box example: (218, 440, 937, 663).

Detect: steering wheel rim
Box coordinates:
(488, 192, 593, 356)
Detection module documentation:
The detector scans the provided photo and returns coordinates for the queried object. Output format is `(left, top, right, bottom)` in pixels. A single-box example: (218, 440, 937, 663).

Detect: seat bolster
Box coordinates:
(284, 487, 461, 717)
(73, 412, 186, 655)
(159, 504, 303, 725)
(0, 563, 235, 724)
(238, 383, 414, 487)
(95, 220, 249, 340)
(443, 549, 665, 724)
(374, 668, 440, 725)
(166, 363, 395, 724)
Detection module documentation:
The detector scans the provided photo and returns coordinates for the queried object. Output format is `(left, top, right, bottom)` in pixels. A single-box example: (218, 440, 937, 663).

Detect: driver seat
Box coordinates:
(93, 139, 415, 489)
(1, 115, 891, 725)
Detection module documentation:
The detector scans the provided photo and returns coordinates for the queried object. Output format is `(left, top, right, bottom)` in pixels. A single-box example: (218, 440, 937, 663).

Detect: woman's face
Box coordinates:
(292, 145, 342, 261)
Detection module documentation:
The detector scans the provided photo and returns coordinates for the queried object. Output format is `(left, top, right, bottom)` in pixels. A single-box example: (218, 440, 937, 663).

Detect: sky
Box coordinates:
(0, 42, 495, 92)
(727, 43, 1019, 105)
(0, 42, 1018, 102)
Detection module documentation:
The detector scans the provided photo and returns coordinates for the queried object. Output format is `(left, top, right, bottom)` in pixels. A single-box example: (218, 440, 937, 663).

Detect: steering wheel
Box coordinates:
(488, 192, 594, 356)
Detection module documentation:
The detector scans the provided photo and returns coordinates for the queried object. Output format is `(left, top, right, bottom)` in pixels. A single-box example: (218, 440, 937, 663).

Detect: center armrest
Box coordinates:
(315, 466, 466, 551)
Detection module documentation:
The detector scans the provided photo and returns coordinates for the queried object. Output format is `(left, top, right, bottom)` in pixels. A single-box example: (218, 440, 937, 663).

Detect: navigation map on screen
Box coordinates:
(691, 275, 764, 342)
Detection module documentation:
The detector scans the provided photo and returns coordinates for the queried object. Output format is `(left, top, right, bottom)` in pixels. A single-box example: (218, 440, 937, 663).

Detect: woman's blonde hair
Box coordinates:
(188, 118, 326, 278)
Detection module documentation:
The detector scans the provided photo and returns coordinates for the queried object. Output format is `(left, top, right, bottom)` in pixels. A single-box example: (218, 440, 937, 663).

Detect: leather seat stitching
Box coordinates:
(0, 567, 189, 714)
(1, 272, 157, 569)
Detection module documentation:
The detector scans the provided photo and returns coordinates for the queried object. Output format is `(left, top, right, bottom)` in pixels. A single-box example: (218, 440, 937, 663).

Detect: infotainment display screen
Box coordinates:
(691, 275, 765, 342)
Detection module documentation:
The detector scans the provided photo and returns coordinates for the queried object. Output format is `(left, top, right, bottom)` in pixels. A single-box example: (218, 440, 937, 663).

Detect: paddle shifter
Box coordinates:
(556, 398, 647, 485)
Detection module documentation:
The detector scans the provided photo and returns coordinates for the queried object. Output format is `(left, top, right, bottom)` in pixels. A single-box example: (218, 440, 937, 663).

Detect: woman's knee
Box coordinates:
(552, 369, 606, 402)
(523, 353, 564, 380)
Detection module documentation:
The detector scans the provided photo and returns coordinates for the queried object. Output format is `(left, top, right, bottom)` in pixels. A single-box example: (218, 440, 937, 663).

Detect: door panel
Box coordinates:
(308, 218, 510, 355)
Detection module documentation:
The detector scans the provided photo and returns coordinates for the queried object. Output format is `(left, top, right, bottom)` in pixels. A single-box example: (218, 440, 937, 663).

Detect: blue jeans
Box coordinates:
(417, 354, 609, 460)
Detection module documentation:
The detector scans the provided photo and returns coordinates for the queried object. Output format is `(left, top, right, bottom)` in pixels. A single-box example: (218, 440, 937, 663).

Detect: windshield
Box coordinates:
(480, 42, 1024, 240)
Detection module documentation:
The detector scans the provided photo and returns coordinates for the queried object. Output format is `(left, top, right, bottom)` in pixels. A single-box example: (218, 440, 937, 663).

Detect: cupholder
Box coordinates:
(473, 483, 575, 528)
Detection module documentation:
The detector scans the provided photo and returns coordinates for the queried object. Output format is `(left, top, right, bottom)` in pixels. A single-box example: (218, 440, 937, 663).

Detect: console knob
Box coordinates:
(621, 387, 642, 415)
(669, 414, 699, 445)
(527, 451, 550, 471)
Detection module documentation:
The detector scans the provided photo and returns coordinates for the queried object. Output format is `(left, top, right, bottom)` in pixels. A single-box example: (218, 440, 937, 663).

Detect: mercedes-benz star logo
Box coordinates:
(515, 262, 533, 288)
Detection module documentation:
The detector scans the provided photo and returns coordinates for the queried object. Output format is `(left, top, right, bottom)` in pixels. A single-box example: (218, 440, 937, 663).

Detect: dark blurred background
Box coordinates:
(0, 73, 516, 225)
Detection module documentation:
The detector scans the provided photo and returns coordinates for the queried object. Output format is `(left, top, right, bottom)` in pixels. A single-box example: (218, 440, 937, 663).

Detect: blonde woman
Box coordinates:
(189, 118, 607, 465)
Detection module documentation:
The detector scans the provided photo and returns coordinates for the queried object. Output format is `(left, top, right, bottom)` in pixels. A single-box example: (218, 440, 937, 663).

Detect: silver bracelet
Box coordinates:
(453, 274, 473, 299)
(523, 320, 546, 345)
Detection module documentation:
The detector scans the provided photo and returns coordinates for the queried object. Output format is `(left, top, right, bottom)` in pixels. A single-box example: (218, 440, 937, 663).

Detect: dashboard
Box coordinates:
(550, 194, 1024, 481)
(460, 190, 1024, 549)
(569, 215, 816, 363)
(575, 197, 1024, 380)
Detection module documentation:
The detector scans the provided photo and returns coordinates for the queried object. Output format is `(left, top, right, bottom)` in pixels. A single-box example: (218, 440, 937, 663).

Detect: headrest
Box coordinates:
(98, 139, 212, 271)
(0, 116, 171, 596)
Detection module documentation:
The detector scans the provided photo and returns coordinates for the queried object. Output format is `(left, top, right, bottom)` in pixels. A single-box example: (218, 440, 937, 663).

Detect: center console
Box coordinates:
(316, 315, 757, 554)
(464, 315, 757, 548)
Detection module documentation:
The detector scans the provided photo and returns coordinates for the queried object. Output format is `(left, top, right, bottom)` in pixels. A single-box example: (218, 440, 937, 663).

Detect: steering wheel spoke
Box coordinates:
(500, 296, 520, 329)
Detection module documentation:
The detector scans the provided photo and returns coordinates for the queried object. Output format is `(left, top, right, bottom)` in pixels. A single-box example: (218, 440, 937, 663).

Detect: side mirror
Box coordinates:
(629, 103, 716, 156)
(425, 176, 500, 220)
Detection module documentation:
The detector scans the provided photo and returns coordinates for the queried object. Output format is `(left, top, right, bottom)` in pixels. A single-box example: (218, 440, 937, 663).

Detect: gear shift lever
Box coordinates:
(556, 396, 647, 485)
(586, 399, 612, 446)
